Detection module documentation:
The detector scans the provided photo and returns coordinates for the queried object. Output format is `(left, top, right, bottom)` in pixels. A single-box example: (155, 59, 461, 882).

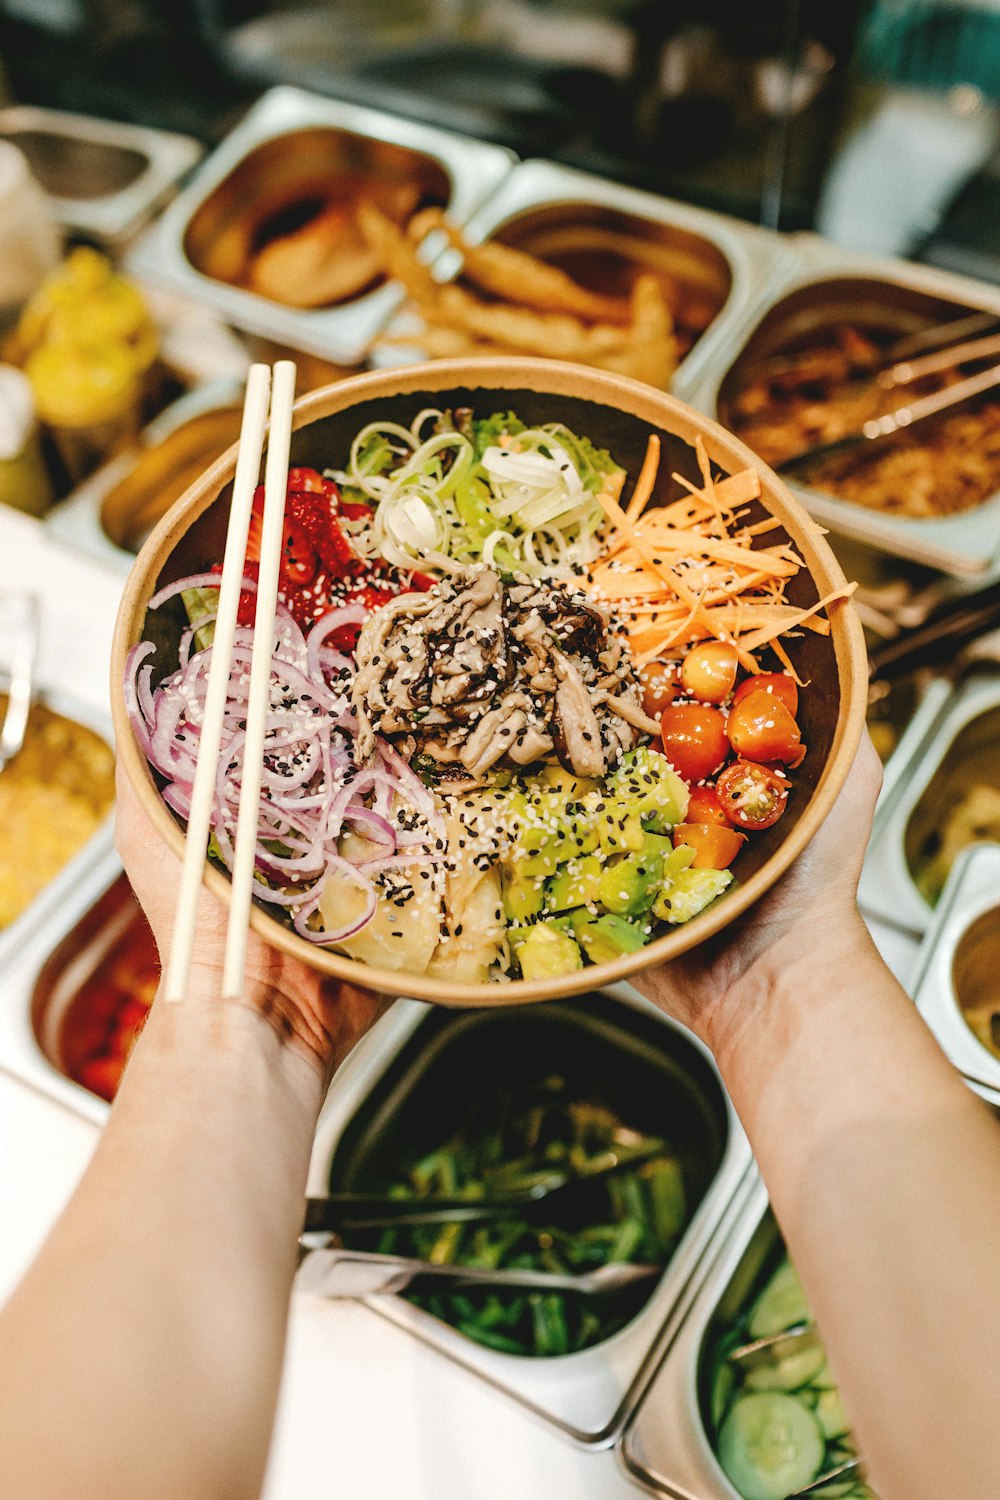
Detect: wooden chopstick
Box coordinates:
(222, 360, 297, 1001)
(162, 360, 297, 1005)
(163, 364, 271, 1003)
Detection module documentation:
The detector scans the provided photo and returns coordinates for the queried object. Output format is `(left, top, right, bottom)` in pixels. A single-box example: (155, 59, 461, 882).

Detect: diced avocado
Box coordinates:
(718, 1392, 824, 1500)
(598, 850, 664, 917)
(517, 921, 583, 980)
(537, 764, 599, 800)
(574, 913, 648, 965)
(607, 745, 690, 832)
(652, 868, 733, 925)
(502, 870, 548, 924)
(745, 1341, 826, 1392)
(505, 786, 598, 872)
(816, 1387, 850, 1442)
(593, 803, 646, 855)
(548, 855, 604, 911)
(750, 1261, 812, 1339)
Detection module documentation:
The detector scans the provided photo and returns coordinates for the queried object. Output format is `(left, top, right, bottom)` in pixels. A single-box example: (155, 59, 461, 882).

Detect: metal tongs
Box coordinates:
(727, 1323, 865, 1499)
(302, 1143, 667, 1233)
(777, 308, 1000, 474)
(780, 356, 1000, 474)
(295, 1248, 659, 1300)
(0, 592, 40, 775)
(297, 1147, 667, 1300)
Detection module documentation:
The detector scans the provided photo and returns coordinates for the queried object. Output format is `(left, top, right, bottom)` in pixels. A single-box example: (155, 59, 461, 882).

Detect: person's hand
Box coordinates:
(114, 762, 386, 1080)
(633, 731, 883, 1058)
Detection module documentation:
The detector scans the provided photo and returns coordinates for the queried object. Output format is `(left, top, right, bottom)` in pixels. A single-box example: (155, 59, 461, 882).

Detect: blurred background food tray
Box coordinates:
(125, 86, 518, 368)
(0, 104, 203, 246)
(372, 156, 793, 399)
(688, 232, 1000, 578)
(859, 667, 1000, 937)
(911, 842, 1000, 1110)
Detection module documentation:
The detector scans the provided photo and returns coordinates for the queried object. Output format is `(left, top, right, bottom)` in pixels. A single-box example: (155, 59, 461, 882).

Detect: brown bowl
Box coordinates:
(111, 358, 867, 1005)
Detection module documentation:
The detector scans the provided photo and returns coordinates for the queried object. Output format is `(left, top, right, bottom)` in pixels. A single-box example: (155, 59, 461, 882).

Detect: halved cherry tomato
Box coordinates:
(732, 671, 798, 717)
(727, 689, 804, 766)
(716, 760, 790, 830)
(686, 784, 731, 826)
(680, 641, 738, 704)
(659, 704, 729, 783)
(673, 823, 746, 869)
(639, 660, 677, 719)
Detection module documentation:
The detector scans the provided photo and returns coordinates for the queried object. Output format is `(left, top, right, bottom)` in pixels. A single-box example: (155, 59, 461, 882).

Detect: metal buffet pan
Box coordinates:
(374, 157, 791, 401)
(125, 86, 516, 368)
(305, 987, 753, 1445)
(911, 842, 1000, 1110)
(0, 105, 202, 245)
(621, 1174, 874, 1500)
(45, 378, 246, 573)
(0, 837, 123, 1126)
(691, 232, 1000, 577)
(0, 685, 115, 972)
(859, 665, 1000, 937)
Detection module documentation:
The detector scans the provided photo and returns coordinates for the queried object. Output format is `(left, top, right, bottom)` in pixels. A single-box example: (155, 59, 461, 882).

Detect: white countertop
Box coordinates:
(0, 506, 922, 1500)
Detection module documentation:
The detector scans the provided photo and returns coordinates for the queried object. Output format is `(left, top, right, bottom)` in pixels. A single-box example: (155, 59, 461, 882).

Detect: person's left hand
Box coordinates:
(115, 762, 386, 1080)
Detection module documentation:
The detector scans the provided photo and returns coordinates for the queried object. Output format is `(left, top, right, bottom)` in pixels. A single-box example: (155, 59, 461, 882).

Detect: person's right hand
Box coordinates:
(633, 731, 883, 1059)
(115, 761, 386, 1083)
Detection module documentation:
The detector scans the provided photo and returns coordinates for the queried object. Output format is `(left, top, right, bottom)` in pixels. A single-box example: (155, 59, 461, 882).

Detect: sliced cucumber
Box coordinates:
(718, 1391, 824, 1500)
(816, 1386, 850, 1441)
(745, 1341, 826, 1392)
(749, 1260, 811, 1339)
(808, 1359, 837, 1391)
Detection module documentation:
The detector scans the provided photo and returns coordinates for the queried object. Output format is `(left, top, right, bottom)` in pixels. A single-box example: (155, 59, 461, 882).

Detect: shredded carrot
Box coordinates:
(585, 438, 854, 672)
(625, 435, 661, 522)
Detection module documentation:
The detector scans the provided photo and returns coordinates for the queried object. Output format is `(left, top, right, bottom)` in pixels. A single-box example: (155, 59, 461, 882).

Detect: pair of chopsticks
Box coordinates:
(163, 360, 297, 1004)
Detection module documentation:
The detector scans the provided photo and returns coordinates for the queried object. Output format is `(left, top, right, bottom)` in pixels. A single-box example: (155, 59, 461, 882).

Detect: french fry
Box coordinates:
(359, 202, 681, 389)
(415, 208, 634, 325)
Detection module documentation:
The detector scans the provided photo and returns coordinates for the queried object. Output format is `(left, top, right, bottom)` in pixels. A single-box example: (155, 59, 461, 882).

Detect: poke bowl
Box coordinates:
(111, 357, 867, 1005)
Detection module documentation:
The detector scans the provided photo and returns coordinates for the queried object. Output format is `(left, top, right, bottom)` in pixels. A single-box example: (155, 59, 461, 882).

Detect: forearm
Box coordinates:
(0, 991, 324, 1500)
(713, 920, 1000, 1500)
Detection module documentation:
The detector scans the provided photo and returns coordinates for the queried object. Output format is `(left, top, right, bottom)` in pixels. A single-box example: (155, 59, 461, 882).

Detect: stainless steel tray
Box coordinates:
(0, 105, 202, 245)
(859, 667, 1000, 936)
(374, 156, 791, 400)
(911, 842, 1000, 1109)
(0, 838, 120, 1126)
(306, 986, 753, 1445)
(45, 378, 246, 574)
(126, 86, 516, 368)
(687, 232, 1000, 578)
(0, 685, 115, 975)
(620, 1173, 771, 1500)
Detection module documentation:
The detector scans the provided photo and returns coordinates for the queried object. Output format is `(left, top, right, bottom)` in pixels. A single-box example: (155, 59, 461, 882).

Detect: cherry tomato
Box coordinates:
(732, 671, 798, 717)
(716, 760, 790, 830)
(638, 660, 677, 719)
(680, 641, 738, 704)
(686, 784, 732, 826)
(673, 823, 746, 869)
(659, 704, 729, 783)
(727, 689, 804, 766)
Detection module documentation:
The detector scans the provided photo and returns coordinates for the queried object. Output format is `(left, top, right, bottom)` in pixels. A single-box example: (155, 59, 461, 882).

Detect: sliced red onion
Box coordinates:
(127, 582, 445, 946)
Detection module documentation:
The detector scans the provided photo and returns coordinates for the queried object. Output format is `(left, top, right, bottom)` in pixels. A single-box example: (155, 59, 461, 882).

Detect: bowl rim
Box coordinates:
(111, 356, 868, 1005)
